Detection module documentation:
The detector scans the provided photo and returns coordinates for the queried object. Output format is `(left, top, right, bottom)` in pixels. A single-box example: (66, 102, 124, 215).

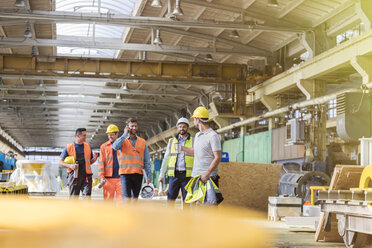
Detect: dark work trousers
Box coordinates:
(120, 173, 143, 199)
(210, 175, 220, 187)
(67, 172, 92, 198)
(167, 171, 191, 201)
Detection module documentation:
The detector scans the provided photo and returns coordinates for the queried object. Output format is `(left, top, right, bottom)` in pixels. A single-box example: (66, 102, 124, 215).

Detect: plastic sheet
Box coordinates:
(9, 160, 61, 194)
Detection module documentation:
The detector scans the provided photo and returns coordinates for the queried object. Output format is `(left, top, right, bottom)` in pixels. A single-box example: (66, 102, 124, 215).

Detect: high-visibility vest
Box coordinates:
(118, 136, 146, 175)
(166, 136, 194, 177)
(98, 141, 120, 178)
(66, 143, 92, 174)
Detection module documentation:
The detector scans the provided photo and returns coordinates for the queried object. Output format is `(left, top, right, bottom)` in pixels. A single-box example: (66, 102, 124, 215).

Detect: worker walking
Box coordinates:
(159, 117, 194, 201)
(98, 124, 122, 202)
(112, 118, 152, 200)
(58, 128, 98, 198)
(181, 107, 222, 186)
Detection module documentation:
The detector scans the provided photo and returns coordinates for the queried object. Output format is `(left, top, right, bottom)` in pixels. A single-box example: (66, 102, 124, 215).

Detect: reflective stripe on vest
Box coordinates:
(167, 137, 194, 177)
(66, 142, 92, 174)
(118, 155, 144, 162)
(118, 136, 146, 175)
(119, 164, 144, 169)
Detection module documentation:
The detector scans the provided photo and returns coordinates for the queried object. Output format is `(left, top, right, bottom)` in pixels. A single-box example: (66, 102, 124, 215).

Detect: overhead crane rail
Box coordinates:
(0, 54, 248, 84)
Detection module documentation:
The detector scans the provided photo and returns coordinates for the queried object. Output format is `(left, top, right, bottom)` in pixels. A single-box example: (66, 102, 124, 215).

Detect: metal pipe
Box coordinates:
(217, 87, 361, 133)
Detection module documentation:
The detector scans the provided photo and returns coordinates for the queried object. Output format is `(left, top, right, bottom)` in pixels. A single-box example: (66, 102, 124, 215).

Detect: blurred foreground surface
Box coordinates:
(0, 190, 344, 248)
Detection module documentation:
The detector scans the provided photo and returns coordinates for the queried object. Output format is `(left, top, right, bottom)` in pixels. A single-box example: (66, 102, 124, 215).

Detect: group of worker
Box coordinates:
(58, 106, 222, 203)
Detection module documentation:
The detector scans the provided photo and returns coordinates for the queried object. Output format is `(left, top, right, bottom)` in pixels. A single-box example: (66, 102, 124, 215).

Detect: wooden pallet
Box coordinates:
(315, 165, 364, 242)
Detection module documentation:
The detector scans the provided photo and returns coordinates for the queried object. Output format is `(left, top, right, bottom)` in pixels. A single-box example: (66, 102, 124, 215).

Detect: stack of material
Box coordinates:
(9, 160, 60, 195)
(268, 196, 302, 221)
(219, 162, 282, 211)
(0, 182, 28, 195)
(315, 165, 364, 242)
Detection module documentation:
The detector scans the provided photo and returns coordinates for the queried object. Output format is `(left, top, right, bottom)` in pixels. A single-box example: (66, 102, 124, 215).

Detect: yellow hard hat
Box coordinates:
(64, 156, 75, 164)
(106, 124, 119, 133)
(192, 106, 209, 119)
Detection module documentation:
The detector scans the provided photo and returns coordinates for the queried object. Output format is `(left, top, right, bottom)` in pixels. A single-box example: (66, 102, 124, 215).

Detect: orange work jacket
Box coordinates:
(118, 136, 146, 175)
(66, 143, 92, 174)
(98, 141, 120, 178)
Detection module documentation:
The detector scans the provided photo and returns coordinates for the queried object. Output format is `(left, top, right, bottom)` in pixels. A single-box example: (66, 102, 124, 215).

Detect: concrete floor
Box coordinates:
(262, 221, 345, 247)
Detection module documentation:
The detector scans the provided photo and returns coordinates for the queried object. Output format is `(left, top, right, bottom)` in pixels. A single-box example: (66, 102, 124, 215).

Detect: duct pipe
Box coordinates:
(216, 88, 361, 133)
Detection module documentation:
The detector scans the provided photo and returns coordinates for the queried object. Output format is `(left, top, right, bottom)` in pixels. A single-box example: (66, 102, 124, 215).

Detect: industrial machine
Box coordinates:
(277, 162, 330, 202)
(285, 119, 305, 145)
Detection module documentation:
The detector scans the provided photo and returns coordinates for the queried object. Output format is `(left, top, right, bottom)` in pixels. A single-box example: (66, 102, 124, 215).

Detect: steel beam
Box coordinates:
(0, 54, 247, 84)
(0, 74, 216, 87)
(0, 37, 266, 57)
(0, 94, 187, 106)
(0, 9, 308, 33)
(182, 0, 308, 30)
(158, 27, 271, 55)
(0, 85, 201, 97)
(249, 29, 372, 101)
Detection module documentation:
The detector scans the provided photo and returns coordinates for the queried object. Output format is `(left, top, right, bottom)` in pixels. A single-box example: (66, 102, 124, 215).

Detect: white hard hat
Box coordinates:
(177, 117, 189, 126)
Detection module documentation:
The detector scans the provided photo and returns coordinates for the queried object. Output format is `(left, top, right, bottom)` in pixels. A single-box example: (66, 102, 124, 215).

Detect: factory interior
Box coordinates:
(0, 0, 372, 247)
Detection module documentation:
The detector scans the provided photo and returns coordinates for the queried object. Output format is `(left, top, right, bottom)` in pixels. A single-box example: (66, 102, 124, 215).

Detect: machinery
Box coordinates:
(4, 151, 16, 170)
(277, 162, 330, 202)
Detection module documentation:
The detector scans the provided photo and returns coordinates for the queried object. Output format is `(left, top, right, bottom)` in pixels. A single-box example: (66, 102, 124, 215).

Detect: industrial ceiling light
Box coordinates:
(24, 22, 33, 38)
(172, 0, 183, 16)
(153, 29, 163, 45)
(229, 30, 240, 39)
(151, 0, 162, 8)
(205, 54, 213, 61)
(267, 0, 279, 7)
(15, 0, 26, 7)
(116, 94, 121, 99)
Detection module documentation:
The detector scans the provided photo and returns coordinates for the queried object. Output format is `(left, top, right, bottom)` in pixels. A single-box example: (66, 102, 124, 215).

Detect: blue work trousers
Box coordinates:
(167, 171, 191, 201)
(120, 173, 143, 199)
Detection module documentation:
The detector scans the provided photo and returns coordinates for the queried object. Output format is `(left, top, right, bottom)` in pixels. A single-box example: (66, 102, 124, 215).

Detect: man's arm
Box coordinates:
(201, 133, 222, 183)
(58, 148, 76, 170)
(201, 150, 221, 183)
(91, 150, 98, 164)
(144, 143, 152, 184)
(98, 146, 105, 181)
(58, 158, 76, 170)
(159, 141, 171, 183)
(112, 133, 129, 151)
(181, 146, 194, 155)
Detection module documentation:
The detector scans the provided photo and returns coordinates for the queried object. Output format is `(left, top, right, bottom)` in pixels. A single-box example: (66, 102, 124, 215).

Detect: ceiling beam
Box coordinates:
(0, 85, 201, 97)
(277, 0, 306, 19)
(0, 74, 216, 87)
(157, 27, 270, 55)
(311, 1, 355, 28)
(0, 54, 247, 84)
(0, 94, 188, 105)
(0, 37, 266, 57)
(0, 9, 308, 33)
(182, 0, 308, 30)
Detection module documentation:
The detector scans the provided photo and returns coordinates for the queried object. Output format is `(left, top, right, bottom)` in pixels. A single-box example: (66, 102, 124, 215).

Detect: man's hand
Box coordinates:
(124, 125, 129, 135)
(147, 179, 152, 184)
(201, 172, 210, 183)
(94, 152, 99, 160)
(158, 177, 164, 184)
(69, 163, 77, 171)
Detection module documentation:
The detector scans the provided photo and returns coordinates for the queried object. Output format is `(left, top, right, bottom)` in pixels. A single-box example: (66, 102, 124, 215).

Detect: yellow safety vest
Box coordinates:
(167, 136, 194, 177)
